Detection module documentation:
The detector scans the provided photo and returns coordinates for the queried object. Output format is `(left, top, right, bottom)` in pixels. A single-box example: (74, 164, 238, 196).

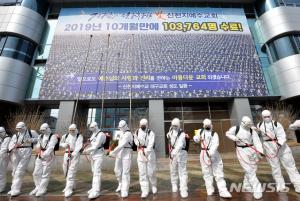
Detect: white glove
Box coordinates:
(42, 152, 50, 158)
(71, 152, 78, 158)
(251, 126, 260, 132)
(207, 150, 214, 157)
(193, 135, 200, 143)
(24, 138, 33, 143)
(232, 136, 240, 142)
(170, 150, 176, 158)
(144, 148, 151, 156)
(109, 151, 116, 157)
(60, 142, 69, 148)
(83, 147, 92, 154)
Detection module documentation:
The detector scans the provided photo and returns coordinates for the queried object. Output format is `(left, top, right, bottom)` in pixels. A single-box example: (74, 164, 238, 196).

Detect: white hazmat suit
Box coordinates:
(257, 110, 300, 193)
(109, 120, 133, 198)
(167, 118, 188, 198)
(30, 123, 58, 197)
(0, 127, 11, 193)
(193, 119, 231, 198)
(226, 116, 264, 200)
(8, 122, 38, 197)
(83, 122, 106, 199)
(289, 120, 300, 131)
(289, 120, 300, 143)
(60, 124, 83, 197)
(133, 118, 157, 198)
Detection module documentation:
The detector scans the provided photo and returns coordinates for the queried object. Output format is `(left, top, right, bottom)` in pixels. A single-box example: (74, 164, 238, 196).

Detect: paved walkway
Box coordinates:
(1, 149, 300, 200)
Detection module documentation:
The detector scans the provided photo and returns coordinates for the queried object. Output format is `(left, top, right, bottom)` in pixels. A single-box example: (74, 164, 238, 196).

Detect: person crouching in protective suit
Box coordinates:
(83, 122, 106, 199)
(226, 116, 264, 200)
(8, 122, 38, 197)
(193, 119, 232, 198)
(167, 118, 188, 198)
(109, 120, 133, 198)
(256, 110, 300, 193)
(133, 118, 157, 198)
(0, 127, 11, 193)
(30, 123, 58, 197)
(60, 124, 83, 197)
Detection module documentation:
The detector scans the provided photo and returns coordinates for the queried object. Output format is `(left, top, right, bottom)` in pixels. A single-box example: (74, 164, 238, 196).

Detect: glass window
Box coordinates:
(42, 108, 59, 130)
(267, 35, 300, 62)
(26, 64, 45, 98)
(284, 0, 300, 5)
(0, 36, 7, 54)
(254, 0, 300, 16)
(1, 36, 36, 64)
(294, 35, 300, 51)
(87, 107, 148, 132)
(268, 41, 279, 62)
(0, 0, 21, 6)
(37, 19, 58, 60)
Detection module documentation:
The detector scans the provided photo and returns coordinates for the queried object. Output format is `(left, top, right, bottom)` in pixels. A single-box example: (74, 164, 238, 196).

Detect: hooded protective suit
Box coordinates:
(193, 119, 231, 198)
(30, 123, 58, 196)
(8, 122, 38, 196)
(60, 124, 83, 197)
(289, 120, 300, 131)
(133, 119, 157, 198)
(83, 122, 106, 199)
(226, 116, 263, 200)
(257, 110, 300, 193)
(109, 120, 133, 198)
(0, 127, 11, 193)
(166, 118, 188, 198)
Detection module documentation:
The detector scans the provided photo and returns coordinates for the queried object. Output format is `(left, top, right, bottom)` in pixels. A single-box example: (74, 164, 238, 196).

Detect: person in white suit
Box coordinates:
(83, 122, 106, 199)
(257, 110, 300, 193)
(8, 122, 38, 197)
(0, 127, 11, 193)
(193, 119, 231, 198)
(30, 123, 58, 197)
(166, 118, 188, 198)
(109, 120, 133, 198)
(226, 116, 264, 200)
(60, 124, 83, 197)
(133, 118, 157, 198)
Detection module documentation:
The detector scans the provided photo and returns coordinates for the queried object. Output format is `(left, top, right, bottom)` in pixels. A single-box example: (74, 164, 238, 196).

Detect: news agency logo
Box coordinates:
(229, 183, 291, 193)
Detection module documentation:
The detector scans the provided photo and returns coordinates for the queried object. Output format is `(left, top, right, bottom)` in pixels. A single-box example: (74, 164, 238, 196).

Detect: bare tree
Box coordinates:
(6, 106, 46, 135)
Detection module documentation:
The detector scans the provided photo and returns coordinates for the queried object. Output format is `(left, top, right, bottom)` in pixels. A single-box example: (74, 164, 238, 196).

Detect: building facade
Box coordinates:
(0, 0, 299, 157)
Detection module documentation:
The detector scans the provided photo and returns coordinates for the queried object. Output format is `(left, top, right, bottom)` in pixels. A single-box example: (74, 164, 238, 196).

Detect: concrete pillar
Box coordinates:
(229, 98, 252, 126)
(149, 100, 165, 158)
(55, 101, 75, 134)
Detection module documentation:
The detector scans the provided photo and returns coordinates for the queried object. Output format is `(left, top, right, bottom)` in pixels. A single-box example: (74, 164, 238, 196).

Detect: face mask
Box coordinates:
(204, 127, 211, 131)
(141, 126, 146, 131)
(264, 117, 271, 123)
(242, 121, 252, 129)
(89, 127, 95, 132)
(172, 125, 179, 131)
(16, 128, 25, 133)
(0, 132, 5, 138)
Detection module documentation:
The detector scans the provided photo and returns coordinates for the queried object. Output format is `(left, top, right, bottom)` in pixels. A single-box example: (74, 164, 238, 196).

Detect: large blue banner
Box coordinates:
(39, 7, 268, 100)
